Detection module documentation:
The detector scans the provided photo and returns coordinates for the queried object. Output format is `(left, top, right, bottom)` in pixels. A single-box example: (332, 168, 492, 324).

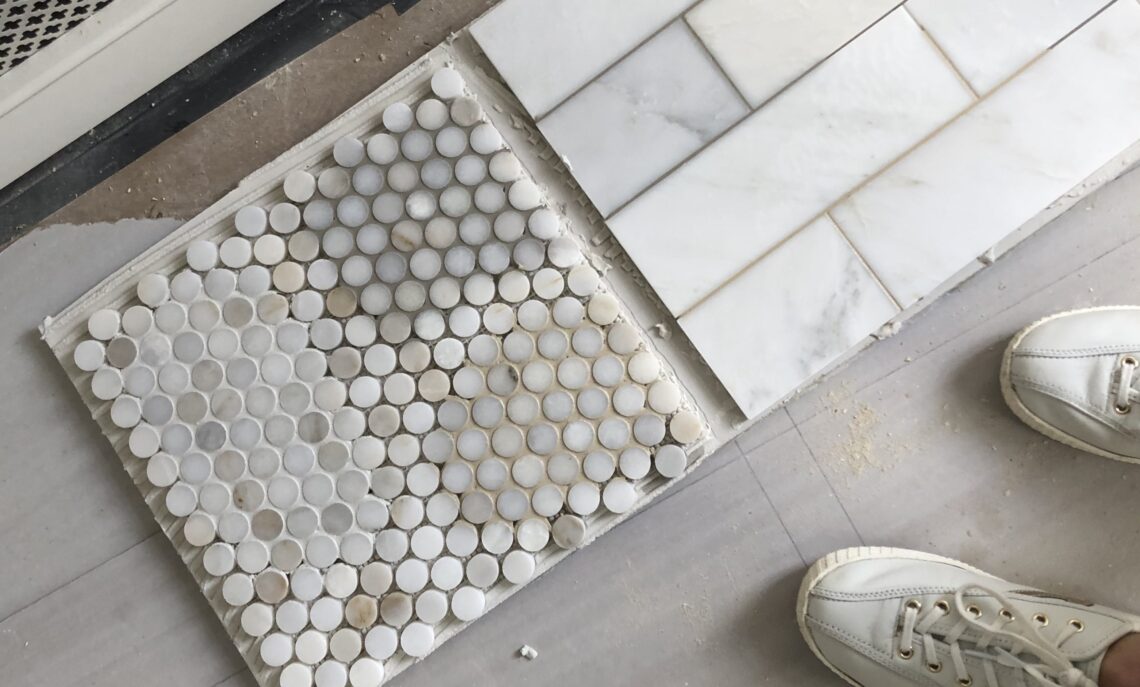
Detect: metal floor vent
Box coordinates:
(0, 0, 115, 77)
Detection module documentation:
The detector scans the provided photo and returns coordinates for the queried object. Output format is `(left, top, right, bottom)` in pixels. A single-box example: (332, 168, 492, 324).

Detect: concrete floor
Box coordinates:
(6, 2, 1140, 685)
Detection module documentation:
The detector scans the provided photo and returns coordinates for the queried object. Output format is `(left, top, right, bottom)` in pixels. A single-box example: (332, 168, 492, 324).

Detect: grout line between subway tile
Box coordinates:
(791, 224, 1140, 428)
(673, 47, 1056, 321)
(605, 0, 906, 221)
(678, 14, 751, 112)
(827, 211, 904, 312)
(532, 0, 704, 122)
(903, 4, 981, 99)
(1051, 0, 1120, 48)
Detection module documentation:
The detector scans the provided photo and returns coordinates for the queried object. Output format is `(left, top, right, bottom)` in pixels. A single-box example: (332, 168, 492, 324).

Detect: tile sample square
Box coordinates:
(469, 0, 693, 118)
(42, 53, 710, 687)
(906, 0, 1109, 94)
(537, 20, 748, 217)
(608, 8, 973, 317)
(685, 0, 899, 107)
(832, 0, 1140, 308)
(678, 216, 899, 418)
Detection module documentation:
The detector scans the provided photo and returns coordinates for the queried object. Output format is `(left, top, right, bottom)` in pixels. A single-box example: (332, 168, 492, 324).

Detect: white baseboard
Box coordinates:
(0, 0, 284, 192)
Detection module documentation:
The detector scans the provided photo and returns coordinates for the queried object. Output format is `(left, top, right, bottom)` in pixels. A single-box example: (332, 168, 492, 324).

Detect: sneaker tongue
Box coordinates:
(1074, 656, 1103, 684)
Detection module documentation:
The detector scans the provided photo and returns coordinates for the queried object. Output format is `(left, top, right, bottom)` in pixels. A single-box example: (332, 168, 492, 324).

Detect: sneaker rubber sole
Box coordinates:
(795, 546, 994, 687)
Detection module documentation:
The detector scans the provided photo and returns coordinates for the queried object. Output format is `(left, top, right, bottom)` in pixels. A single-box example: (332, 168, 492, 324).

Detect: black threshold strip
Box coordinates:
(0, 0, 423, 246)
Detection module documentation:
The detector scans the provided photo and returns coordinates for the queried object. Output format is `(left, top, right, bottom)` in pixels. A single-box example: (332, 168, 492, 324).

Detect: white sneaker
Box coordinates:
(1001, 306, 1140, 464)
(797, 547, 1140, 687)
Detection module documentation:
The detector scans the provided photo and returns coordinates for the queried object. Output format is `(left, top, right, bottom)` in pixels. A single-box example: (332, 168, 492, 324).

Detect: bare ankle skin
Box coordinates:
(1101, 634, 1140, 687)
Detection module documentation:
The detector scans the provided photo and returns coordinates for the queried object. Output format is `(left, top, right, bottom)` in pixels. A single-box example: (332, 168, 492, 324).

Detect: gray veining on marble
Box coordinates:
(537, 20, 748, 217)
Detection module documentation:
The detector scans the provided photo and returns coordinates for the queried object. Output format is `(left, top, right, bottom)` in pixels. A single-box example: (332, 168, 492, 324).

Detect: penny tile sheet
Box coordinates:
(46, 57, 706, 687)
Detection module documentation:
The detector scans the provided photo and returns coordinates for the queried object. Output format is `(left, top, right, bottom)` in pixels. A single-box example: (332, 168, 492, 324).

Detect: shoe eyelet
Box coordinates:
(999, 608, 1015, 621)
(1115, 403, 1132, 415)
(959, 678, 973, 686)
(966, 604, 982, 618)
(898, 648, 914, 660)
(1069, 619, 1085, 632)
(934, 600, 950, 613)
(1033, 613, 1049, 626)
(905, 599, 922, 611)
(928, 661, 943, 673)
(1124, 356, 1138, 367)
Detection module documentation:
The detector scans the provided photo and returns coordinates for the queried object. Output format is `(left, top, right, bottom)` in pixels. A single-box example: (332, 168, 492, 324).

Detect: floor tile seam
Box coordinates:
(785, 415, 866, 549)
(0, 529, 161, 626)
(740, 452, 809, 567)
(676, 13, 752, 111)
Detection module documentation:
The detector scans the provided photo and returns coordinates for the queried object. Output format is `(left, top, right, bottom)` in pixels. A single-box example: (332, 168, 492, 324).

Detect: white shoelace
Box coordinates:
(1116, 357, 1137, 412)
(897, 585, 1095, 687)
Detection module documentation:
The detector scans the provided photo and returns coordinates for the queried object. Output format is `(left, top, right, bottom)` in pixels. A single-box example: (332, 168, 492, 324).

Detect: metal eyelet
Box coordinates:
(959, 678, 973, 686)
(928, 661, 943, 673)
(1070, 619, 1086, 632)
(934, 600, 950, 613)
(966, 605, 982, 618)
(1115, 403, 1132, 415)
(1124, 356, 1138, 367)
(898, 648, 914, 660)
(999, 609, 1015, 621)
(1033, 613, 1049, 626)
(905, 599, 922, 611)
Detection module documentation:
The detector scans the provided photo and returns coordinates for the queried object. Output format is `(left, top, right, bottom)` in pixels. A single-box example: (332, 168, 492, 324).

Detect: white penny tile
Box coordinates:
(685, 0, 899, 107)
(906, 0, 1109, 94)
(45, 55, 708, 687)
(608, 8, 973, 316)
(832, 0, 1140, 308)
(678, 216, 898, 418)
(469, 0, 693, 118)
(537, 20, 748, 217)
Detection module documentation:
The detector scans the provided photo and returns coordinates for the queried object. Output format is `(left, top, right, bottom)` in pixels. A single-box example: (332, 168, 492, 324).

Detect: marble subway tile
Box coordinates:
(678, 216, 899, 419)
(906, 0, 1109, 95)
(608, 8, 973, 317)
(537, 21, 748, 217)
(832, 0, 1140, 308)
(685, 0, 899, 107)
(469, 0, 693, 118)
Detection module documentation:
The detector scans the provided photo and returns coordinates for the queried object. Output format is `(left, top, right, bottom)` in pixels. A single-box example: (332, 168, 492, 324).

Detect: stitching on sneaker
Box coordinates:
(1014, 378, 1140, 437)
(805, 616, 942, 686)
(813, 586, 958, 601)
(1015, 345, 1140, 357)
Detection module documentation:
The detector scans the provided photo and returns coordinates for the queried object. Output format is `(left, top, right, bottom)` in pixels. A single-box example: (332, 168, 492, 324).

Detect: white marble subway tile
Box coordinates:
(832, 0, 1140, 308)
(537, 21, 748, 217)
(685, 0, 899, 107)
(906, 0, 1109, 95)
(679, 216, 898, 419)
(608, 8, 973, 317)
(470, 0, 693, 118)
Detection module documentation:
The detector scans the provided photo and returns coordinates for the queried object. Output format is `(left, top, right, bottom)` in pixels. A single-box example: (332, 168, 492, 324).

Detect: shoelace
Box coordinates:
(897, 584, 1094, 687)
(1116, 357, 1138, 413)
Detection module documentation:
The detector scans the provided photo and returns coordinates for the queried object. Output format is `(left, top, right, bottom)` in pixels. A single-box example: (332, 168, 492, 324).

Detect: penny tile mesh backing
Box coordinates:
(0, 0, 115, 77)
(43, 49, 709, 687)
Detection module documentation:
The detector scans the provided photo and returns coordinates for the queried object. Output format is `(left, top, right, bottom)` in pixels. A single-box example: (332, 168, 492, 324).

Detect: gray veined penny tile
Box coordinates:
(48, 63, 707, 687)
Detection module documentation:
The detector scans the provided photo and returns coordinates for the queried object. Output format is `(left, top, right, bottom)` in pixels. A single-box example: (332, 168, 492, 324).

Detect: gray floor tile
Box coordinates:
(0, 219, 178, 619)
(0, 534, 243, 687)
(744, 429, 863, 564)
